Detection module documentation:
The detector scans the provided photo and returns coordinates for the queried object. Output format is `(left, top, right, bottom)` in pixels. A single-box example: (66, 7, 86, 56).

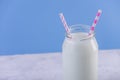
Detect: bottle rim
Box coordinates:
(66, 24, 95, 41)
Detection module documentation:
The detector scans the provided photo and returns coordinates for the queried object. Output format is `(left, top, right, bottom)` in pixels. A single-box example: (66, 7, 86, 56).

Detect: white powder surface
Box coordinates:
(0, 50, 120, 80)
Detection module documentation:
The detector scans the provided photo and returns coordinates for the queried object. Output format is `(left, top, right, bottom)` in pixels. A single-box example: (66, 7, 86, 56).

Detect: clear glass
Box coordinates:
(62, 24, 98, 80)
(66, 24, 94, 41)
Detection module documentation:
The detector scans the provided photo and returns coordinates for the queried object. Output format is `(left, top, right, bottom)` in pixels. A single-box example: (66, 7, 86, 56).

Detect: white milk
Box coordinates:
(62, 31, 98, 80)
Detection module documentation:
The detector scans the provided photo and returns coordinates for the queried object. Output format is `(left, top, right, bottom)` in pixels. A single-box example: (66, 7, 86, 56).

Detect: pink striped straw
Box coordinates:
(59, 13, 71, 35)
(89, 9, 102, 35)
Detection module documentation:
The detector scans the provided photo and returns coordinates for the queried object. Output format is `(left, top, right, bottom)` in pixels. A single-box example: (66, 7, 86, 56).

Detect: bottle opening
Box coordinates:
(66, 24, 94, 40)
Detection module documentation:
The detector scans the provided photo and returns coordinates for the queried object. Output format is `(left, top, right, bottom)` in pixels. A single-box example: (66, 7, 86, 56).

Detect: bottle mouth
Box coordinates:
(66, 24, 94, 40)
(70, 24, 90, 33)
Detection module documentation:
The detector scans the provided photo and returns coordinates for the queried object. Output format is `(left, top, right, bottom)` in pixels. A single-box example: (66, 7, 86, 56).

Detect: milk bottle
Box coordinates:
(62, 24, 98, 80)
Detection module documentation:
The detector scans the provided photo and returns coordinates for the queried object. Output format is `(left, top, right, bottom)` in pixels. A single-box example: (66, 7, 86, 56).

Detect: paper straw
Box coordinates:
(89, 9, 102, 35)
(59, 13, 70, 34)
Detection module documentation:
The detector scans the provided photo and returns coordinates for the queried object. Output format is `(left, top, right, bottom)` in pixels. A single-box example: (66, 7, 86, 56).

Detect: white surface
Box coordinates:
(0, 50, 120, 80)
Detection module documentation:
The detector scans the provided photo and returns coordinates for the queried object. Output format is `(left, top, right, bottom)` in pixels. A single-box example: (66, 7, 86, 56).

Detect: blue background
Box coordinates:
(0, 0, 120, 55)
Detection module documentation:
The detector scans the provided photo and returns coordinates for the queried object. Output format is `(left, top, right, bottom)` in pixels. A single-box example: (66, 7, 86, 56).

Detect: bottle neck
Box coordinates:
(65, 24, 94, 41)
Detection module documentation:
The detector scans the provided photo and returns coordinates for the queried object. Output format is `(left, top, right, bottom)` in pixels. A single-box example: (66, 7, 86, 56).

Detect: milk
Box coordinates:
(62, 32, 98, 80)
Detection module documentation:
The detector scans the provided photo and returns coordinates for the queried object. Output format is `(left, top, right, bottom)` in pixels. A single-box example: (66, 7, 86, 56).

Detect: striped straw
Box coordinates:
(59, 13, 71, 35)
(89, 9, 102, 35)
